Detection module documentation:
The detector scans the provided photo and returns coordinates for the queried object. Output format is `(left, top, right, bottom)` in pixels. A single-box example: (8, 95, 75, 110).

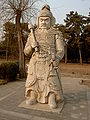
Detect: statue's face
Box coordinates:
(39, 16, 51, 29)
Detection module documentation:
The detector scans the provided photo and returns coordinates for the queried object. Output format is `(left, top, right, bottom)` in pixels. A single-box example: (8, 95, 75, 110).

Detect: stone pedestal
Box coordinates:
(19, 101, 64, 114)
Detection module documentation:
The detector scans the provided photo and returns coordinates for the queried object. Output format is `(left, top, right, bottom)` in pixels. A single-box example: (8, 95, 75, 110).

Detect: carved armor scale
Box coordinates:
(25, 28, 64, 103)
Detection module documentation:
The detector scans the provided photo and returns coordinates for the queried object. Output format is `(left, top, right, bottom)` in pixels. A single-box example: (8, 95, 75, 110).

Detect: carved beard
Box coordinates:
(41, 23, 48, 28)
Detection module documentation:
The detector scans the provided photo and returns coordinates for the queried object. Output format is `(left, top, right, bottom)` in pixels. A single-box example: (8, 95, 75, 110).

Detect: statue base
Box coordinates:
(18, 101, 64, 114)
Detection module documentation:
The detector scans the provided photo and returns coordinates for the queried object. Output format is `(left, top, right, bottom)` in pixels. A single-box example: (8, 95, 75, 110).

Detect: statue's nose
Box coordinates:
(42, 20, 45, 23)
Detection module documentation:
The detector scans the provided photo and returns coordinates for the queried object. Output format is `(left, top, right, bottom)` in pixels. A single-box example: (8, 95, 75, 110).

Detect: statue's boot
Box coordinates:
(48, 93, 57, 109)
(26, 91, 37, 105)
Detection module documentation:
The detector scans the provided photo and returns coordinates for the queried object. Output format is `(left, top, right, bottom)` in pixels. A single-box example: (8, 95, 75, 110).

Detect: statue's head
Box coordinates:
(37, 4, 56, 29)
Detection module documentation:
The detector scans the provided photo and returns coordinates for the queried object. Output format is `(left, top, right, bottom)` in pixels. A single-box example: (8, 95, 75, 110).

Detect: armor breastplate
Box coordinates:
(35, 29, 56, 59)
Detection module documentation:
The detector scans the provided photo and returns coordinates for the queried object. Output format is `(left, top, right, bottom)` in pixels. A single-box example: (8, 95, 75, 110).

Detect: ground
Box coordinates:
(0, 60, 90, 120)
(60, 62, 90, 77)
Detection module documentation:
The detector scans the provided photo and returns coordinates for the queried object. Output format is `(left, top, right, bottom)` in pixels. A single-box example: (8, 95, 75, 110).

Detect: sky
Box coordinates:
(40, 0, 90, 24)
(0, 0, 90, 41)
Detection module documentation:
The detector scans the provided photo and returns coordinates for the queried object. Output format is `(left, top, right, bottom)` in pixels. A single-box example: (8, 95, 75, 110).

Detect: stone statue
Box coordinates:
(24, 4, 65, 109)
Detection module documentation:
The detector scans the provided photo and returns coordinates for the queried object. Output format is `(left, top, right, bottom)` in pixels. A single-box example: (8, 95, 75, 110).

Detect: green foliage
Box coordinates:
(0, 22, 28, 59)
(0, 62, 19, 81)
(63, 11, 90, 63)
(64, 11, 87, 45)
(2, 22, 19, 58)
(0, 63, 7, 79)
(6, 62, 19, 80)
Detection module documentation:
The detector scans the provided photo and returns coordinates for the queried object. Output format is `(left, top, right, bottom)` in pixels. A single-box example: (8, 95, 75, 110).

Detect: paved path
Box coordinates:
(0, 76, 90, 120)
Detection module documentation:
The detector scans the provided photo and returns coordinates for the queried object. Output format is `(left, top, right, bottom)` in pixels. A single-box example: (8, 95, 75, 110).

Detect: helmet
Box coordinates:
(36, 4, 56, 27)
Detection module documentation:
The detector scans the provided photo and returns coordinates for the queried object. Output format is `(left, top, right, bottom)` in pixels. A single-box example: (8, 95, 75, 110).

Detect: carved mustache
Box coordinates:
(40, 23, 47, 26)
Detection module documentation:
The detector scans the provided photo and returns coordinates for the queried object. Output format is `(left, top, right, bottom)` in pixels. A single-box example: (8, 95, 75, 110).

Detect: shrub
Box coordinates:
(0, 62, 19, 81)
(6, 62, 19, 80)
(0, 63, 7, 79)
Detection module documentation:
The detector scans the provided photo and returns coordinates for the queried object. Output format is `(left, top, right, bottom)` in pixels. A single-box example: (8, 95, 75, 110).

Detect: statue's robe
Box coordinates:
(24, 27, 64, 103)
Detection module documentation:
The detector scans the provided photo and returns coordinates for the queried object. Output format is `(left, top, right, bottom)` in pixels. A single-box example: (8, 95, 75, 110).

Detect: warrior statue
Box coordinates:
(24, 4, 65, 109)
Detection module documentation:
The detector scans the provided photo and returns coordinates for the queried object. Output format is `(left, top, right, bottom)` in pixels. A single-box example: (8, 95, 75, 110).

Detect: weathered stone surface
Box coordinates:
(19, 101, 64, 114)
(24, 4, 65, 109)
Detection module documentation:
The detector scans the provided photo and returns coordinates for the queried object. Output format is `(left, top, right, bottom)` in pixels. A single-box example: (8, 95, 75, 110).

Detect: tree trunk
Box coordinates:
(6, 37, 9, 61)
(65, 45, 67, 64)
(79, 47, 82, 64)
(16, 15, 25, 78)
(18, 31, 25, 78)
(6, 48, 8, 61)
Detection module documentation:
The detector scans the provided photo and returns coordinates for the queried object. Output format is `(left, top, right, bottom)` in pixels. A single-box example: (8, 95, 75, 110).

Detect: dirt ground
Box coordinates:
(60, 62, 90, 79)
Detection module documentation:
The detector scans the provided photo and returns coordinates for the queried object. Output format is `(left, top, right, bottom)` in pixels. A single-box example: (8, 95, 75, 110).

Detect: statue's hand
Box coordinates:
(50, 59, 58, 69)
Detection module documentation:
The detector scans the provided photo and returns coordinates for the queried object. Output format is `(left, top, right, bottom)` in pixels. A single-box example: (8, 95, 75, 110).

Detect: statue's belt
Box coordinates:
(35, 52, 51, 59)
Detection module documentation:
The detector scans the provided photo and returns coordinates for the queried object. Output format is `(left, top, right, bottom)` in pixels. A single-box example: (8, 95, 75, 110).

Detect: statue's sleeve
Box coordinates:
(55, 32, 65, 61)
(24, 34, 32, 56)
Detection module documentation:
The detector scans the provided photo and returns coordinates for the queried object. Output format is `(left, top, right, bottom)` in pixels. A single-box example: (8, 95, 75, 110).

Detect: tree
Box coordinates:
(59, 24, 70, 64)
(81, 13, 90, 62)
(1, 22, 28, 60)
(0, 0, 44, 78)
(3, 22, 17, 60)
(64, 11, 87, 64)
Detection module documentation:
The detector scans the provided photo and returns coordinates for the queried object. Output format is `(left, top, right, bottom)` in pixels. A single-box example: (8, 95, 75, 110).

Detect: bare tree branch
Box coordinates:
(0, 0, 44, 23)
(0, 0, 45, 77)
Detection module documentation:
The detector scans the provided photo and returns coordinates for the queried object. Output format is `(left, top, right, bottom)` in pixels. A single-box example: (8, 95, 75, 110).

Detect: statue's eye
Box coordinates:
(40, 19, 43, 22)
(46, 19, 48, 22)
